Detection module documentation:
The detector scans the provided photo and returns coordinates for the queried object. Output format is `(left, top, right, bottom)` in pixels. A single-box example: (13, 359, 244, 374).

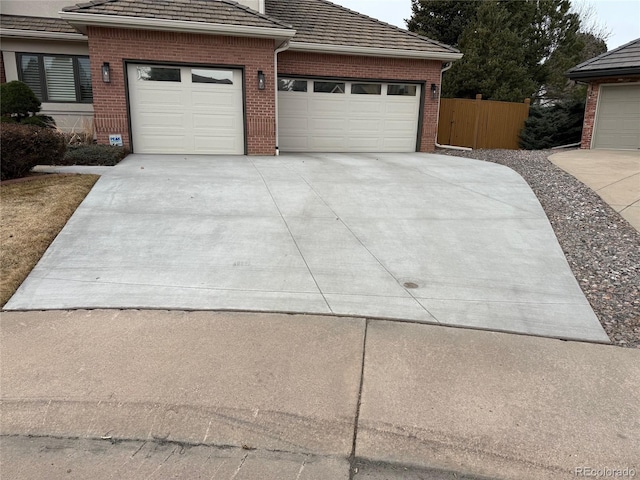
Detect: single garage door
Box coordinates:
(127, 64, 244, 154)
(593, 84, 640, 150)
(278, 78, 421, 152)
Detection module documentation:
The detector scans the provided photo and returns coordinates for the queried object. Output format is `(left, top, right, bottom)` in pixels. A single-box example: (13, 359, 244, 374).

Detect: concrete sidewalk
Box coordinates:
(1, 310, 637, 479)
(550, 149, 640, 231)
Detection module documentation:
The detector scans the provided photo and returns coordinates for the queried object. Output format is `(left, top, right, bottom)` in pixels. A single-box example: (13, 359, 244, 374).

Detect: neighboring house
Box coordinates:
(0, 0, 462, 155)
(567, 38, 640, 151)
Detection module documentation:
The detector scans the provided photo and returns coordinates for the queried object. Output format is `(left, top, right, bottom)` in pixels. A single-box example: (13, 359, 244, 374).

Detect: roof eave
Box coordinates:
(288, 41, 463, 61)
(567, 67, 640, 80)
(0, 28, 87, 41)
(59, 11, 296, 40)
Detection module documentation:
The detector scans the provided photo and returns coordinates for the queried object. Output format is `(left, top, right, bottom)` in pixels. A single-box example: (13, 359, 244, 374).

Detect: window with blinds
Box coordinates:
(17, 53, 93, 103)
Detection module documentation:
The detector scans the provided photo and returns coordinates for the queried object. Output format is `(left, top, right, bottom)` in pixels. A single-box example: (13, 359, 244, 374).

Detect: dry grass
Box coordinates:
(0, 174, 99, 307)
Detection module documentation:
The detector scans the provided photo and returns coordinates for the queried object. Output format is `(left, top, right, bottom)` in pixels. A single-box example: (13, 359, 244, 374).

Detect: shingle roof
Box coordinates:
(265, 0, 459, 55)
(0, 14, 80, 35)
(568, 37, 640, 79)
(62, 0, 292, 30)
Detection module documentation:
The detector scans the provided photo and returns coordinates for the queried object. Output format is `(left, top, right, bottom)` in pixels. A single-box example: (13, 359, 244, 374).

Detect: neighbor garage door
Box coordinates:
(593, 84, 640, 150)
(127, 64, 244, 154)
(278, 78, 421, 152)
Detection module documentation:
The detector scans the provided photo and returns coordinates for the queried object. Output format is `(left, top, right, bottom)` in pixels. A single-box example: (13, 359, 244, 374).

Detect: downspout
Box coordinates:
(434, 61, 472, 151)
(274, 40, 291, 156)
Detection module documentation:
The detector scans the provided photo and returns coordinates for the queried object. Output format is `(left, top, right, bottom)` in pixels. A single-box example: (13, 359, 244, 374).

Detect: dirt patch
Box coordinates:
(0, 174, 99, 307)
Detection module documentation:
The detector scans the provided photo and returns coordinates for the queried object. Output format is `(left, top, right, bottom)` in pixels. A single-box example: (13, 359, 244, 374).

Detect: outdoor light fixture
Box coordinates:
(102, 62, 111, 83)
(257, 70, 266, 90)
(431, 83, 438, 99)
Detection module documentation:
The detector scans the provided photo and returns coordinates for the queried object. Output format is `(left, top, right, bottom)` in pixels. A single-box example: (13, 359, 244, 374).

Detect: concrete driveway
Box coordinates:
(4, 153, 608, 342)
(550, 149, 640, 231)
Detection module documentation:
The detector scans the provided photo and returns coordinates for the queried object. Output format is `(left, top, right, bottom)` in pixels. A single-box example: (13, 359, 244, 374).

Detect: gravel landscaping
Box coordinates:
(438, 148, 640, 348)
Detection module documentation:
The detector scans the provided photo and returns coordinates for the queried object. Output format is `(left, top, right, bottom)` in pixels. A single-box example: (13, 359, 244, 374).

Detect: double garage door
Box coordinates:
(277, 78, 421, 152)
(592, 84, 640, 150)
(128, 64, 421, 154)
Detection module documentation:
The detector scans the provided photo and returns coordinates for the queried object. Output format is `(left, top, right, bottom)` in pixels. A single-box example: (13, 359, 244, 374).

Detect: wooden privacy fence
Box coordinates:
(437, 94, 530, 150)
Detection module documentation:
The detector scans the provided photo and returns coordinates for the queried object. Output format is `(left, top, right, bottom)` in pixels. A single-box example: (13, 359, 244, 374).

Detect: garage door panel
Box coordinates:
(279, 116, 309, 132)
(136, 113, 186, 128)
(194, 136, 241, 153)
(279, 136, 308, 150)
(192, 114, 239, 130)
(279, 96, 309, 113)
(311, 136, 347, 150)
(128, 64, 244, 154)
(136, 135, 188, 152)
(348, 136, 383, 149)
(311, 118, 347, 130)
(349, 99, 384, 115)
(348, 119, 382, 133)
(385, 119, 417, 131)
(594, 84, 640, 150)
(313, 99, 348, 114)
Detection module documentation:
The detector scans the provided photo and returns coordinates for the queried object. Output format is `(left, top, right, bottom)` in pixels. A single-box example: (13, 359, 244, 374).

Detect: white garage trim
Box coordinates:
(590, 82, 640, 150)
(126, 63, 246, 155)
(278, 77, 423, 153)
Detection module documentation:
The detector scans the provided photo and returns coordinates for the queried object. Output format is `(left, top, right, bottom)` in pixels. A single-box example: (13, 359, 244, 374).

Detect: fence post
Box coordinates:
(473, 94, 482, 149)
(524, 98, 531, 115)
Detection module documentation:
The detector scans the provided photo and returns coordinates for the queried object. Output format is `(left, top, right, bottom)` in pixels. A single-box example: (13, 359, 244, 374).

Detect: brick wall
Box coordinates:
(581, 76, 640, 149)
(86, 27, 276, 155)
(278, 51, 443, 152)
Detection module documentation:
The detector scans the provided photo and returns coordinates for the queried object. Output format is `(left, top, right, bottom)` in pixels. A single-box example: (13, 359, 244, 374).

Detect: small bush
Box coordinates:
(1, 81, 42, 121)
(519, 98, 585, 150)
(61, 144, 128, 166)
(21, 115, 55, 128)
(1, 124, 67, 180)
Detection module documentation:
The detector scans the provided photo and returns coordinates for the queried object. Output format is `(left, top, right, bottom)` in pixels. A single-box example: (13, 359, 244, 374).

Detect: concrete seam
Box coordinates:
(280, 162, 441, 322)
(247, 158, 334, 312)
(349, 318, 368, 479)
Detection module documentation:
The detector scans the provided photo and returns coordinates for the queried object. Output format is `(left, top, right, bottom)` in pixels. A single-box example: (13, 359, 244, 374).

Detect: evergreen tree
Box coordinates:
(408, 0, 587, 102)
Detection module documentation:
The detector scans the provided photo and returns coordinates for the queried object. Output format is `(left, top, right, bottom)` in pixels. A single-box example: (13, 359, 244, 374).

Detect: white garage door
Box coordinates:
(127, 64, 244, 154)
(278, 78, 421, 152)
(593, 84, 640, 150)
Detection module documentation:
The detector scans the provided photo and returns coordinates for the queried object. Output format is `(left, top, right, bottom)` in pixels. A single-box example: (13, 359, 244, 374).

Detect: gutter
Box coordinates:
(273, 40, 291, 156)
(288, 41, 463, 61)
(434, 62, 472, 152)
(0, 29, 87, 41)
(59, 11, 297, 40)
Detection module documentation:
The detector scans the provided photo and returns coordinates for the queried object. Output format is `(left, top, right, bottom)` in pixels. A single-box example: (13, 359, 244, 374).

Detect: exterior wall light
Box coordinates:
(431, 83, 438, 99)
(102, 62, 111, 83)
(258, 70, 266, 90)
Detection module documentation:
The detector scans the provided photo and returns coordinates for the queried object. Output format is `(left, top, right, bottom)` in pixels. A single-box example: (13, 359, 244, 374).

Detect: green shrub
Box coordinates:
(519, 98, 585, 150)
(1, 81, 42, 121)
(1, 124, 67, 180)
(21, 115, 55, 128)
(62, 144, 128, 166)
(0, 116, 18, 124)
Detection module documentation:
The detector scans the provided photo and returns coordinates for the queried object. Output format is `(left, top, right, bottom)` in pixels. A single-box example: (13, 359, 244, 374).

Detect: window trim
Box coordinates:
(16, 52, 93, 104)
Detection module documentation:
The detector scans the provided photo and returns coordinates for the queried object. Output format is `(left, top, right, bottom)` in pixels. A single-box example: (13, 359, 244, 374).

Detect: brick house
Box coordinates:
(567, 37, 640, 150)
(0, 0, 462, 155)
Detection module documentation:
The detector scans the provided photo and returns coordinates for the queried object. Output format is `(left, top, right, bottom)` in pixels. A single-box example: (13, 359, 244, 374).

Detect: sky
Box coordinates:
(331, 0, 640, 50)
